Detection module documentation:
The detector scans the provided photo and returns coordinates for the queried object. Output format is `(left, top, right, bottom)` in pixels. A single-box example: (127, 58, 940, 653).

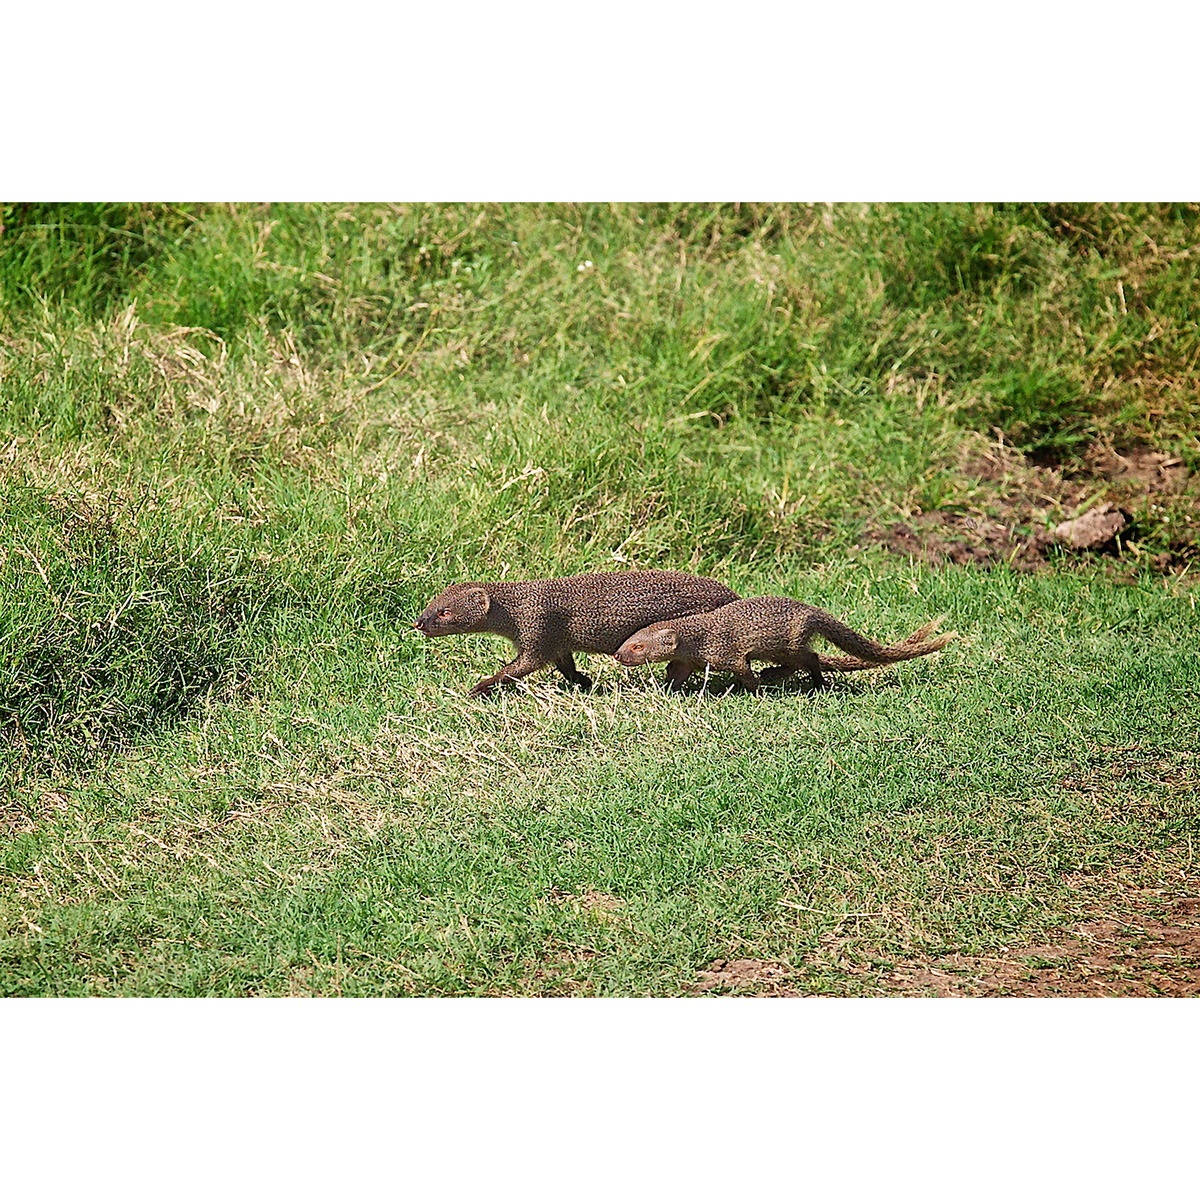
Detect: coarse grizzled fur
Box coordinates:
(415, 570, 741, 695)
(614, 597, 952, 692)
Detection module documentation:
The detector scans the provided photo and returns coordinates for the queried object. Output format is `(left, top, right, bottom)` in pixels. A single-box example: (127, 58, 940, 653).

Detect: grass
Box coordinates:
(1, 202, 1198, 995)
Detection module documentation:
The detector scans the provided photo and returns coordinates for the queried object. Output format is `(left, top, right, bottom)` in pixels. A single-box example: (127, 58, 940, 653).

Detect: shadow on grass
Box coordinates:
(621, 673, 878, 699)
(1, 488, 279, 781)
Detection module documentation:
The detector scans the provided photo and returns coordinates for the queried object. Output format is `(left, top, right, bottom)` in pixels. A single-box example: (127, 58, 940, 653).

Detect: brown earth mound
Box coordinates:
(866, 437, 1194, 572)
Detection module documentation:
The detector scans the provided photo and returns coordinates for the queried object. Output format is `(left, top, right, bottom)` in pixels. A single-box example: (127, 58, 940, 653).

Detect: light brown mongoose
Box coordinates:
(613, 597, 951, 692)
(414, 571, 741, 696)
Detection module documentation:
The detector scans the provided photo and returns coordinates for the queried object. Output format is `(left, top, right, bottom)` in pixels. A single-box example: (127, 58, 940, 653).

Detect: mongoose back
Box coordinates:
(614, 597, 952, 692)
(415, 570, 740, 696)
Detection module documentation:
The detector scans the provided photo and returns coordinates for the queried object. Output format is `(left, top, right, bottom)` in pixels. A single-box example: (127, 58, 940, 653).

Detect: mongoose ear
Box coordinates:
(466, 587, 490, 616)
(662, 629, 679, 653)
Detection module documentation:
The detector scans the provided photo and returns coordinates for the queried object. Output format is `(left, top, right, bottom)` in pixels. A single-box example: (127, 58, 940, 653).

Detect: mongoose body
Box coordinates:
(415, 571, 740, 696)
(614, 597, 951, 692)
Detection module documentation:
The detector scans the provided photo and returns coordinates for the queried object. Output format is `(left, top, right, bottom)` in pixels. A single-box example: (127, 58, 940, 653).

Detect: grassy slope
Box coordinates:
(1, 203, 1197, 995)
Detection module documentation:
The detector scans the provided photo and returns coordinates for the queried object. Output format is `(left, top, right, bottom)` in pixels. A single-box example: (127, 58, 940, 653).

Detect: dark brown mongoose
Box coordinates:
(414, 571, 741, 696)
(613, 597, 951, 692)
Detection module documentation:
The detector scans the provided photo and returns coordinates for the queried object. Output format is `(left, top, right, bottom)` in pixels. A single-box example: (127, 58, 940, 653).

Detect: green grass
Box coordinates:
(1, 203, 1198, 995)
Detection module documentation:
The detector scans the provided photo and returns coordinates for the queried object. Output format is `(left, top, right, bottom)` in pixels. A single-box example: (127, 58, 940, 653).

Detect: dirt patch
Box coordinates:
(0, 801, 35, 836)
(577, 890, 626, 915)
(0, 788, 74, 837)
(1083, 443, 1189, 490)
(885, 896, 1200, 997)
(1059, 744, 1198, 802)
(524, 943, 600, 996)
(699, 851, 1200, 998)
(692, 958, 801, 996)
(548, 889, 627, 920)
(870, 511, 1058, 570)
(870, 439, 1085, 570)
(867, 437, 1195, 572)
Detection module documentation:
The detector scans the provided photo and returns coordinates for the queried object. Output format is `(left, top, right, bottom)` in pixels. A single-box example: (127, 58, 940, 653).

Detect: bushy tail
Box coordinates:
(813, 616, 952, 672)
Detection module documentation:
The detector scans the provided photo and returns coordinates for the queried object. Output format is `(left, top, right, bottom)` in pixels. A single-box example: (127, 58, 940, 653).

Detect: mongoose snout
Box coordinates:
(415, 584, 492, 638)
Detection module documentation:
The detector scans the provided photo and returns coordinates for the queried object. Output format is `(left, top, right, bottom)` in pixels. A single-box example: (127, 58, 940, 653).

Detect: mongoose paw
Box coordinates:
(469, 679, 497, 697)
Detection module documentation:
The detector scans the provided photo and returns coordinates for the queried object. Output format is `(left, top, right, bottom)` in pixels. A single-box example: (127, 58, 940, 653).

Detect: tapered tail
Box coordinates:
(813, 616, 952, 671)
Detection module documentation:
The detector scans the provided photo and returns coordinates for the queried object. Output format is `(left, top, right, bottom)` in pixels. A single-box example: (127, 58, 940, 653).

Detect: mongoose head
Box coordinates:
(414, 584, 491, 637)
(614, 623, 679, 667)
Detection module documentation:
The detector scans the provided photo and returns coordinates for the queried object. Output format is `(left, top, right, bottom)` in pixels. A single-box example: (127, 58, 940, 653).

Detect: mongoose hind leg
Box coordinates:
(554, 653, 593, 690)
(663, 661, 695, 690)
(757, 665, 797, 687)
(795, 647, 829, 691)
(760, 649, 826, 690)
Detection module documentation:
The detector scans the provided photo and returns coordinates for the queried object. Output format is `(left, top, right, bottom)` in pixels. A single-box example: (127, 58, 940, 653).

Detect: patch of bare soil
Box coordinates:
(867, 437, 1194, 572)
(548, 889, 627, 920)
(692, 958, 801, 996)
(0, 788, 74, 836)
(884, 895, 1200, 997)
(694, 853, 1200, 998)
(1083, 443, 1188, 490)
(869, 511, 1059, 571)
(0, 804, 35, 837)
(524, 943, 600, 996)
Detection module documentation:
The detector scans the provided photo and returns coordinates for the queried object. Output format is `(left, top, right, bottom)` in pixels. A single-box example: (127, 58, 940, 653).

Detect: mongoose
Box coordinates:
(614, 597, 952, 692)
(414, 570, 741, 696)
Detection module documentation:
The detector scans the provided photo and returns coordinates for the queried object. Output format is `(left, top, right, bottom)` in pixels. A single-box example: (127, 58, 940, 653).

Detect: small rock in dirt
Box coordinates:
(1053, 503, 1126, 549)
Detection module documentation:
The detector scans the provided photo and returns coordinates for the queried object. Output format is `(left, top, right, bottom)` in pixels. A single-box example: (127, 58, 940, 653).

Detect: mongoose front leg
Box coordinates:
(469, 654, 544, 697)
(663, 661, 694, 690)
(554, 653, 594, 690)
(731, 664, 762, 694)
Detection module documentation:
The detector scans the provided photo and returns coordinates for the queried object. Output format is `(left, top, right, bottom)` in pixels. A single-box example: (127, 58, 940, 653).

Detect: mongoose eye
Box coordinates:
(438, 609, 451, 618)
(631, 643, 642, 652)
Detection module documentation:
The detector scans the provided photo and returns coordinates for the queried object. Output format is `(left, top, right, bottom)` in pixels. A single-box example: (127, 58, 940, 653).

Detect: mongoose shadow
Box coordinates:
(644, 671, 864, 699)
